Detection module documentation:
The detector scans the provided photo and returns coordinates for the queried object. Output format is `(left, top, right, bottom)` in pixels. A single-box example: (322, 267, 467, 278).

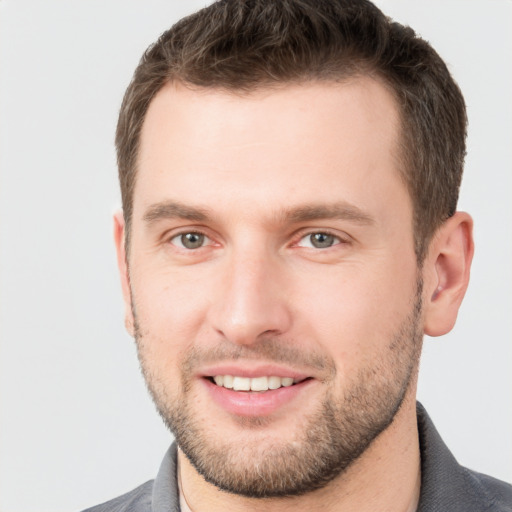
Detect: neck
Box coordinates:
(178, 390, 421, 512)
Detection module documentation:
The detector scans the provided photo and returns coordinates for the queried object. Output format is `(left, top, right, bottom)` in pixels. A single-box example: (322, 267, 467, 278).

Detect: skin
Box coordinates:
(114, 79, 474, 512)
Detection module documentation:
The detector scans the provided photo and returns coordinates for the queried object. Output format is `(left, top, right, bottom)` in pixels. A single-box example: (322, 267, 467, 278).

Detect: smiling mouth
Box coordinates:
(206, 375, 311, 392)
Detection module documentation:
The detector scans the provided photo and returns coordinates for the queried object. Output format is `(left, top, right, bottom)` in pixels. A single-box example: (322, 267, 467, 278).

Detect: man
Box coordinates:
(85, 1, 512, 511)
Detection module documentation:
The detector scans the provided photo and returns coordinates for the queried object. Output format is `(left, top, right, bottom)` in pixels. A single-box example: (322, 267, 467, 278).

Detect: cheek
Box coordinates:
(130, 266, 213, 366)
(294, 261, 418, 370)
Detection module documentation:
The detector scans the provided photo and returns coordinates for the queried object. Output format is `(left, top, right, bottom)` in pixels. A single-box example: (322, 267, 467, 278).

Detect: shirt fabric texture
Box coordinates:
(82, 403, 512, 512)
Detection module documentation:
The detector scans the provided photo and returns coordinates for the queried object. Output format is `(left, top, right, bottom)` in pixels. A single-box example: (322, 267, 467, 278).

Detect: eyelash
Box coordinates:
(293, 230, 346, 249)
(168, 231, 214, 250)
(167, 229, 348, 251)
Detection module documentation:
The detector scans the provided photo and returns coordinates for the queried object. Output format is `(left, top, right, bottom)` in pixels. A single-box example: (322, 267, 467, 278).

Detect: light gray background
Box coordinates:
(0, 1, 510, 511)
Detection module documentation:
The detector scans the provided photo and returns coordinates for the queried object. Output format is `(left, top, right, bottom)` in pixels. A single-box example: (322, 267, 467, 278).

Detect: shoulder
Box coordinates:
(416, 402, 512, 511)
(80, 443, 180, 512)
(81, 480, 154, 512)
(463, 469, 512, 511)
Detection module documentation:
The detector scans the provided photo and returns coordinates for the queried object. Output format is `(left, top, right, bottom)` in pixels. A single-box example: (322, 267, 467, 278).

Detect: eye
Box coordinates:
(297, 232, 341, 249)
(170, 232, 211, 250)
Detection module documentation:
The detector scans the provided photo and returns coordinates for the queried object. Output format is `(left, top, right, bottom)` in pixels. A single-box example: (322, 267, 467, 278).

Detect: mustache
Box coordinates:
(180, 337, 336, 377)
(131, 297, 336, 377)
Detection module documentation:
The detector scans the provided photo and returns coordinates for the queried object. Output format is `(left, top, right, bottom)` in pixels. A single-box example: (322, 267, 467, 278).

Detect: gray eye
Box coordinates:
(309, 233, 336, 248)
(178, 232, 205, 249)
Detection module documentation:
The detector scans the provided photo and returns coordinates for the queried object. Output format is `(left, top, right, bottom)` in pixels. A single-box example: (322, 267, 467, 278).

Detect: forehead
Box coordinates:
(135, 78, 408, 224)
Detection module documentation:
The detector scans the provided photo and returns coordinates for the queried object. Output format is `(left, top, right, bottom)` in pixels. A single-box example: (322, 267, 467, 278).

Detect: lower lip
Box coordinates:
(202, 378, 314, 417)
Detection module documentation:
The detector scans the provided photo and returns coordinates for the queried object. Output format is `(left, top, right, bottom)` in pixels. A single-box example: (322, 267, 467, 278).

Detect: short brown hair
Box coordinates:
(116, 0, 467, 261)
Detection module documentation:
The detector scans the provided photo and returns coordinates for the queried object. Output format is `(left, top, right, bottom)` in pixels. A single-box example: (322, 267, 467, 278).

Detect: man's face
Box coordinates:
(121, 79, 424, 496)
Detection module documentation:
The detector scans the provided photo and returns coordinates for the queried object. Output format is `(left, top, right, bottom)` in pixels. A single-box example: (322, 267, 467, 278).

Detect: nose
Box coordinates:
(209, 247, 292, 346)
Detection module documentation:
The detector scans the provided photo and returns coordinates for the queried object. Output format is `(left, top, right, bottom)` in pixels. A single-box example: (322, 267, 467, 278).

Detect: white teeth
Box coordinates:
(232, 376, 251, 391)
(223, 375, 234, 389)
(250, 376, 268, 391)
(281, 377, 294, 387)
(268, 376, 281, 390)
(212, 375, 300, 391)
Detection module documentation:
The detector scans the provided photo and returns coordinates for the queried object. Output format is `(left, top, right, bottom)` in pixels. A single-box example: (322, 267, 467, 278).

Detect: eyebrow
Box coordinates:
(283, 204, 375, 225)
(143, 201, 210, 224)
(142, 200, 375, 226)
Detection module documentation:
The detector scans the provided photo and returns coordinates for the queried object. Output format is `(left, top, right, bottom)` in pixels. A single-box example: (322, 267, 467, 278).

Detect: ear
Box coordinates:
(423, 212, 474, 337)
(113, 210, 135, 337)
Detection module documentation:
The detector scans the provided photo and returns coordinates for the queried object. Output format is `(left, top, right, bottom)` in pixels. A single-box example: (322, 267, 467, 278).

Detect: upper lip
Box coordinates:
(198, 363, 311, 380)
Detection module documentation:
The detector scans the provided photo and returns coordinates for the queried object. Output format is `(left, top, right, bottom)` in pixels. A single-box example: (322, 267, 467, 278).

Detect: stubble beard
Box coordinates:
(133, 280, 423, 498)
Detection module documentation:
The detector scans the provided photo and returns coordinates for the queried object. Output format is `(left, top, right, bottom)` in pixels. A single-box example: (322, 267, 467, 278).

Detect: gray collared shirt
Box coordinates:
(82, 403, 512, 512)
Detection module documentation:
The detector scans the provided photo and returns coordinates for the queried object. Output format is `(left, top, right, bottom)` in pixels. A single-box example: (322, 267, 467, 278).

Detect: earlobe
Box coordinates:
(423, 212, 474, 337)
(113, 210, 135, 337)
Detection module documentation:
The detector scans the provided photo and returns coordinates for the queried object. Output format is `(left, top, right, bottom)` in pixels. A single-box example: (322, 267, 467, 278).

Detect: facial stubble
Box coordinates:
(132, 279, 423, 498)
